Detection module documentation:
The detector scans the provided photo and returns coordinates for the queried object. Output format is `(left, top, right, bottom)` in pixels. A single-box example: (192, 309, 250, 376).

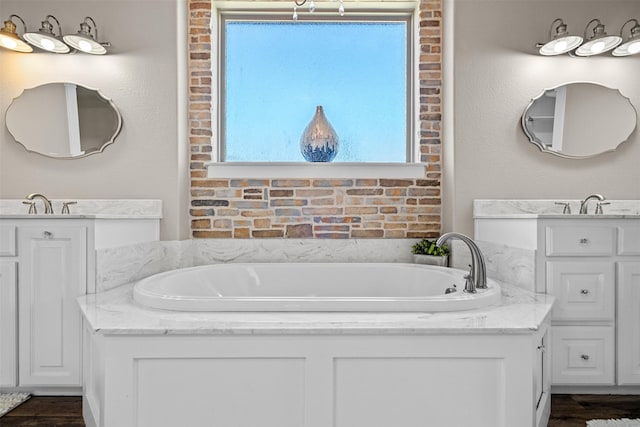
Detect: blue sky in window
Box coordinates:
(225, 21, 407, 162)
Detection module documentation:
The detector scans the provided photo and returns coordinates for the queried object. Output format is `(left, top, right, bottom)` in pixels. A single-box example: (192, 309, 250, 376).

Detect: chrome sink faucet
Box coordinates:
(25, 193, 53, 214)
(579, 194, 605, 214)
(436, 232, 487, 293)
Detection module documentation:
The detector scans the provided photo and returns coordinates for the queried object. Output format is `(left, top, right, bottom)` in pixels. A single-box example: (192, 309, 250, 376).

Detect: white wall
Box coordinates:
(448, 0, 640, 236)
(0, 0, 189, 240)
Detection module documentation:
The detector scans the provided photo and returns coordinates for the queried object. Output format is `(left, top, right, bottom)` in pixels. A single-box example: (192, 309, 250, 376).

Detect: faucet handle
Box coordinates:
(555, 202, 572, 214)
(22, 201, 37, 214)
(595, 202, 611, 215)
(61, 201, 77, 215)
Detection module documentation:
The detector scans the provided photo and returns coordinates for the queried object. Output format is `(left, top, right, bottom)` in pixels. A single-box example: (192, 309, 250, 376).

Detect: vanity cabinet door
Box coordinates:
(0, 261, 17, 387)
(617, 262, 640, 385)
(18, 226, 86, 387)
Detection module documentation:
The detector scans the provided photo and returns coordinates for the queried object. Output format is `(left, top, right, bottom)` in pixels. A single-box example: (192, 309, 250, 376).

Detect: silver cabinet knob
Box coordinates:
(581, 354, 590, 361)
(579, 238, 589, 245)
(580, 289, 590, 295)
(43, 231, 53, 239)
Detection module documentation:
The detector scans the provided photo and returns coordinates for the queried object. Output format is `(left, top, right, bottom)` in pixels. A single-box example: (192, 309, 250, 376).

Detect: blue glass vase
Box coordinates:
(300, 105, 339, 162)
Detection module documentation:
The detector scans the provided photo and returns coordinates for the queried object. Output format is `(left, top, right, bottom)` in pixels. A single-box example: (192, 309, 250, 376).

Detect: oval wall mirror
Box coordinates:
(522, 82, 637, 159)
(5, 83, 122, 159)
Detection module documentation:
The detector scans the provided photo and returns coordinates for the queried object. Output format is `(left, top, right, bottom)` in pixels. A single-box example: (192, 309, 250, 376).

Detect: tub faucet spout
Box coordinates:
(25, 193, 53, 214)
(436, 232, 487, 293)
(579, 194, 605, 214)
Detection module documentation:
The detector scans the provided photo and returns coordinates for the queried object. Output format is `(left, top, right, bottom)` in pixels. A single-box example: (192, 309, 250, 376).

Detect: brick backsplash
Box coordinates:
(188, 0, 442, 238)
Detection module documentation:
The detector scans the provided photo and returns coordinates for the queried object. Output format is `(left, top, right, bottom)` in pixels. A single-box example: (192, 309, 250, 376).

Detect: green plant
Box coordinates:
(411, 238, 449, 256)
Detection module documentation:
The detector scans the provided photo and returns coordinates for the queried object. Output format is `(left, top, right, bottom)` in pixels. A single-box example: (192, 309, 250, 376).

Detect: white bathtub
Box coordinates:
(133, 263, 501, 312)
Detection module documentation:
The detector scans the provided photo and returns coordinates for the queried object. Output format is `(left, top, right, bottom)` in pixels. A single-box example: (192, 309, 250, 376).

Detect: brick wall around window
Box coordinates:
(188, 0, 442, 239)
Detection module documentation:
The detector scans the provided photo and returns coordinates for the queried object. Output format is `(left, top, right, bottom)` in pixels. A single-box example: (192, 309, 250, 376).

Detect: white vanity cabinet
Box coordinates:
(475, 202, 640, 390)
(0, 201, 161, 394)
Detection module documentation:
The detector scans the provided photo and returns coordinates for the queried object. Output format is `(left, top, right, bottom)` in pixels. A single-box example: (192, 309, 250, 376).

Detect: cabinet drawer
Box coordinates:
(545, 226, 615, 257)
(547, 261, 615, 321)
(0, 225, 16, 256)
(618, 223, 640, 255)
(551, 326, 614, 385)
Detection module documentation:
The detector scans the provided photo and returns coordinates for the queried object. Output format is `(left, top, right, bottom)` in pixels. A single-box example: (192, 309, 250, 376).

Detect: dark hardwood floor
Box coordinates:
(548, 394, 640, 427)
(1, 396, 84, 426)
(2, 394, 640, 426)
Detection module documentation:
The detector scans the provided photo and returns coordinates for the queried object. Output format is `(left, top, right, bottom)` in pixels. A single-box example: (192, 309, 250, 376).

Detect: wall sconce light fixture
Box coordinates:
(63, 17, 109, 55)
(0, 14, 109, 54)
(538, 18, 639, 57)
(575, 19, 622, 56)
(538, 18, 583, 55)
(613, 19, 640, 56)
(0, 15, 33, 52)
(23, 15, 70, 53)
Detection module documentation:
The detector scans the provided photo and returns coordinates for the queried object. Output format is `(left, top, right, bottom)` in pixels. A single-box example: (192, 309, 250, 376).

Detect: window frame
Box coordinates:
(210, 1, 422, 177)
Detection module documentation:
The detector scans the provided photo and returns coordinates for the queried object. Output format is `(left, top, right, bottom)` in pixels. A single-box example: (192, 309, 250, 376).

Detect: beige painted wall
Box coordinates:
(2, 0, 638, 240)
(449, 0, 640, 236)
(0, 0, 189, 240)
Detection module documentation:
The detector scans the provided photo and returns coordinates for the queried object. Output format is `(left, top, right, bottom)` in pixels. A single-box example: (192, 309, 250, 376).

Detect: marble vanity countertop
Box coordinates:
(0, 199, 162, 219)
(77, 281, 554, 336)
(474, 199, 640, 219)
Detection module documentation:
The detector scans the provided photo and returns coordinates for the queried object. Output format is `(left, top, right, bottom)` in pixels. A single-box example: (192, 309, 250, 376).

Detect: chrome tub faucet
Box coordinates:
(436, 232, 487, 293)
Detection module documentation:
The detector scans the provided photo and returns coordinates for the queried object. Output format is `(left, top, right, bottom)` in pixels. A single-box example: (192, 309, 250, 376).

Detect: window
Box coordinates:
(218, 10, 414, 164)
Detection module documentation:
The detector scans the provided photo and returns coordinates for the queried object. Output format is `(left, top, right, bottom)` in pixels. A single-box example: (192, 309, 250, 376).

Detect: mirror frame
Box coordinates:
(521, 82, 637, 159)
(6, 83, 123, 159)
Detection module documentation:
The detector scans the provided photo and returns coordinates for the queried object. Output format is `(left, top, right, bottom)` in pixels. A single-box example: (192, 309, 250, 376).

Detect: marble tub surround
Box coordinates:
(96, 238, 417, 292)
(186, 238, 416, 264)
(95, 238, 537, 294)
(0, 199, 163, 218)
(474, 199, 640, 218)
(96, 240, 184, 292)
(78, 279, 553, 335)
(449, 240, 536, 292)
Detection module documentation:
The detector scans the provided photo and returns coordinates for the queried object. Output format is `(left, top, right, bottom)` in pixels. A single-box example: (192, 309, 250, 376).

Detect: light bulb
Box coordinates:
(590, 41, 605, 53)
(78, 39, 92, 52)
(1, 37, 17, 49)
(40, 38, 55, 51)
(554, 40, 568, 52)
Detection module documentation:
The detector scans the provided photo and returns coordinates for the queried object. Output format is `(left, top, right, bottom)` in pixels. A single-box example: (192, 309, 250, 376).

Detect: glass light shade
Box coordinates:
(539, 35, 583, 55)
(24, 32, 70, 53)
(612, 20, 640, 56)
(612, 39, 640, 56)
(24, 16, 69, 53)
(63, 17, 108, 55)
(575, 19, 622, 56)
(63, 33, 106, 54)
(539, 19, 582, 56)
(575, 35, 622, 56)
(0, 18, 32, 52)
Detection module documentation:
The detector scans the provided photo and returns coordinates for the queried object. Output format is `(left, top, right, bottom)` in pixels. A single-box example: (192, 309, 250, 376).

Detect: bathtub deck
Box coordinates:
(77, 280, 553, 335)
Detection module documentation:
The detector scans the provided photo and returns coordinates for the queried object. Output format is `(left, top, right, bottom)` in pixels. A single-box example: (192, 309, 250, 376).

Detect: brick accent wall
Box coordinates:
(188, 0, 442, 239)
